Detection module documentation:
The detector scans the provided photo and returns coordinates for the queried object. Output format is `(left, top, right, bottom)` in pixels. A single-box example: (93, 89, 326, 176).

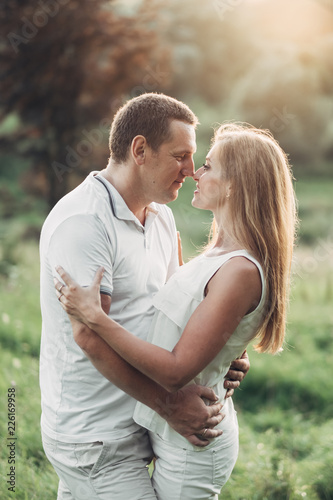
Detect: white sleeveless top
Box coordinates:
(134, 249, 267, 450)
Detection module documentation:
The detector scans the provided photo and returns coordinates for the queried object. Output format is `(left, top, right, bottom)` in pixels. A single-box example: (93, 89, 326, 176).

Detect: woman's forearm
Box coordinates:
(88, 311, 188, 392)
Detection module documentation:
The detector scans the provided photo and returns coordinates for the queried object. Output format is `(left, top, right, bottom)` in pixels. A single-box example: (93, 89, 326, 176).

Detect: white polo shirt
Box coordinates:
(39, 172, 178, 443)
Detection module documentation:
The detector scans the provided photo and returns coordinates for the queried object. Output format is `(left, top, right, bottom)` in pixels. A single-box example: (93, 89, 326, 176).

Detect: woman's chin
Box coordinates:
(191, 198, 204, 210)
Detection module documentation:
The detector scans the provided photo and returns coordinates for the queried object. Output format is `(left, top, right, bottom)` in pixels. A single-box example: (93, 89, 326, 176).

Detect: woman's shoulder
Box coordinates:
(213, 254, 261, 283)
(206, 253, 263, 309)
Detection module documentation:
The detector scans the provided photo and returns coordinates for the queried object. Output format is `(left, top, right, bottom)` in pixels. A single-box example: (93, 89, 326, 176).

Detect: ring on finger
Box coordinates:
(202, 428, 208, 437)
(58, 284, 64, 294)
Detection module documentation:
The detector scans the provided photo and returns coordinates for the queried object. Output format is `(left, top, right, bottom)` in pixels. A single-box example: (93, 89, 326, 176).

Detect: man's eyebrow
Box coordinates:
(173, 150, 196, 155)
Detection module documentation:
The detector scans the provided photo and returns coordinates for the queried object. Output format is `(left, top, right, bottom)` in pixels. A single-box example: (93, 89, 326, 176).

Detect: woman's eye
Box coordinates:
(202, 164, 209, 170)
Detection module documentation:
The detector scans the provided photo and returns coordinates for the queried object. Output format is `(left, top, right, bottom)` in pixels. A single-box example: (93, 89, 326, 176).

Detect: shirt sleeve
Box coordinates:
(48, 214, 113, 296)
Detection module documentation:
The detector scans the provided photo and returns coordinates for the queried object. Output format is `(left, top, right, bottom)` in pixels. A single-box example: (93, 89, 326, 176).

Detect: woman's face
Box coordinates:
(192, 143, 230, 212)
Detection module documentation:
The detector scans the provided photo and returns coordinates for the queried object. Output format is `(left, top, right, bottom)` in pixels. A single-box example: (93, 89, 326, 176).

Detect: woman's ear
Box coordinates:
(131, 135, 146, 165)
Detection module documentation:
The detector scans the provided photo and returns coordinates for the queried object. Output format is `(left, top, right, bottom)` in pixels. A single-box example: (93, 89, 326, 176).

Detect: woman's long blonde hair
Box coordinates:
(209, 123, 297, 354)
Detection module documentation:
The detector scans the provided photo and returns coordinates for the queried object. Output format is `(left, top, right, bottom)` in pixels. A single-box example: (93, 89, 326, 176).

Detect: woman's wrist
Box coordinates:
(86, 306, 105, 331)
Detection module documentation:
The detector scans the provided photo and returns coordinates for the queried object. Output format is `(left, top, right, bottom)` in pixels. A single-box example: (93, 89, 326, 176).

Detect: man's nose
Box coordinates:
(181, 157, 195, 177)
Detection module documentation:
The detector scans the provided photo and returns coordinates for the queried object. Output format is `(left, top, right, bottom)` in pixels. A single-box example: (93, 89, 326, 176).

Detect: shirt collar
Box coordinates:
(92, 172, 159, 228)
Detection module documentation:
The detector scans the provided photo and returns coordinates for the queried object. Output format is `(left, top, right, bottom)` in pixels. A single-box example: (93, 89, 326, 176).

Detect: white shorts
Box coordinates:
(42, 428, 156, 500)
(149, 423, 239, 500)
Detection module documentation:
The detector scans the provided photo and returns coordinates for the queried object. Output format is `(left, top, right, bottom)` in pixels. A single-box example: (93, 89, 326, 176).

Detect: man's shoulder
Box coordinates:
(40, 175, 112, 250)
(43, 174, 109, 227)
(59, 172, 109, 210)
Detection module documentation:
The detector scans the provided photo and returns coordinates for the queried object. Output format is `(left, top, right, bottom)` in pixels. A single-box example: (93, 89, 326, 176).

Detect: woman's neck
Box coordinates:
(206, 231, 241, 257)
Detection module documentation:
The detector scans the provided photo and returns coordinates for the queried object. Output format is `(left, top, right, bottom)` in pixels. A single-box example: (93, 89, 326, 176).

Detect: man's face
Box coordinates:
(144, 120, 197, 204)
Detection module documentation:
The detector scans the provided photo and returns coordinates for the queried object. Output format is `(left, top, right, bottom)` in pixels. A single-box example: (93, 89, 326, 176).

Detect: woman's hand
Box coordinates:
(54, 266, 104, 325)
(177, 231, 184, 266)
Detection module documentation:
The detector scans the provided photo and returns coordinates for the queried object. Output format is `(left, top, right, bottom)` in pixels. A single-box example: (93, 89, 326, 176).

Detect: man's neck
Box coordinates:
(99, 164, 149, 225)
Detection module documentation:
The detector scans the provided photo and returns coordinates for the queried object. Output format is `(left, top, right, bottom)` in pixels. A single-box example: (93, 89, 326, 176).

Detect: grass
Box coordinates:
(294, 178, 333, 245)
(0, 177, 332, 499)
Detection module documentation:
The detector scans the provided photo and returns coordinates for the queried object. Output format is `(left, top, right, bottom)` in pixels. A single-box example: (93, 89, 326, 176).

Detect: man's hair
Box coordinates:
(109, 93, 198, 162)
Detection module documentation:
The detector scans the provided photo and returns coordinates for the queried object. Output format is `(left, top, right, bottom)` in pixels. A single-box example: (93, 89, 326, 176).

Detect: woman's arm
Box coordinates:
(55, 257, 261, 393)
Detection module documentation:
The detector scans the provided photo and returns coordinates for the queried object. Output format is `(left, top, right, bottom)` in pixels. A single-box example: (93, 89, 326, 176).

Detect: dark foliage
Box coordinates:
(0, 0, 169, 207)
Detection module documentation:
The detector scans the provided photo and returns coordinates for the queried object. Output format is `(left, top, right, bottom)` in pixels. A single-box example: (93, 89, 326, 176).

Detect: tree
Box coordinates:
(0, 0, 169, 207)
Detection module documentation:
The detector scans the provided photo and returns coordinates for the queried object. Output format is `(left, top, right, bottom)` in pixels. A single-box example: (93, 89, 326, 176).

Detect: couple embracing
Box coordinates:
(40, 93, 296, 500)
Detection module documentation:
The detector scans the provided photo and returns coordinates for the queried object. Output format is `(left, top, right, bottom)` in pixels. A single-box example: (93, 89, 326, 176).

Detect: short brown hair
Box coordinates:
(109, 93, 198, 162)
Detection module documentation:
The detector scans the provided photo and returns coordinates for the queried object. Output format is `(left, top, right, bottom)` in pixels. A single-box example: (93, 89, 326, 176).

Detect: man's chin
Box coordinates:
(162, 191, 179, 204)
(153, 188, 180, 205)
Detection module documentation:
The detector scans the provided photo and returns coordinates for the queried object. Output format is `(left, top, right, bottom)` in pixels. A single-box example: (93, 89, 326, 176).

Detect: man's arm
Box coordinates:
(72, 293, 224, 447)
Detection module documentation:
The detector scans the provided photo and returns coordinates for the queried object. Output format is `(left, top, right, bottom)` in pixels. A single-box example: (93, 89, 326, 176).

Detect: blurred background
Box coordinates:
(0, 0, 332, 498)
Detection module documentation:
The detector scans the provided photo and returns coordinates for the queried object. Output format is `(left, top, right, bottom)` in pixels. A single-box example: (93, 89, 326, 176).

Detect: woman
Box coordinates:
(55, 123, 297, 499)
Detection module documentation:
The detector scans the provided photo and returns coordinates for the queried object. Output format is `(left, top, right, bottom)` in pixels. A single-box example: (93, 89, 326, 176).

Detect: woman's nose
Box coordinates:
(193, 167, 203, 181)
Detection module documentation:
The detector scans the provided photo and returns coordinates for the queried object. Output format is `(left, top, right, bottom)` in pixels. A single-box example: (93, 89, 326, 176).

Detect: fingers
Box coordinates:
(225, 358, 249, 384)
(93, 266, 105, 288)
(186, 426, 224, 448)
(197, 385, 219, 403)
(229, 360, 248, 376)
(53, 283, 68, 311)
(205, 412, 225, 428)
(224, 376, 241, 389)
(53, 275, 71, 310)
(224, 388, 234, 399)
(186, 435, 210, 447)
(201, 427, 223, 439)
(177, 231, 184, 266)
(229, 351, 250, 377)
(224, 355, 249, 396)
(240, 349, 249, 362)
(55, 266, 104, 292)
(205, 400, 223, 417)
(53, 277, 64, 294)
(55, 265, 75, 287)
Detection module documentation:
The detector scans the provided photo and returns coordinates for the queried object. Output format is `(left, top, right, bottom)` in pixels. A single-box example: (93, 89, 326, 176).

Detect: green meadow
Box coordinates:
(0, 177, 332, 499)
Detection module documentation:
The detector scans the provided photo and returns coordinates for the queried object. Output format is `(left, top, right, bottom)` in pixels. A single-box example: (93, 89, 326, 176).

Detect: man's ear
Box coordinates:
(131, 135, 146, 165)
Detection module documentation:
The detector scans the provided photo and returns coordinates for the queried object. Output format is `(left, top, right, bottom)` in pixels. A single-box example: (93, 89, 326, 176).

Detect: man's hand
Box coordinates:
(224, 350, 250, 398)
(157, 384, 224, 447)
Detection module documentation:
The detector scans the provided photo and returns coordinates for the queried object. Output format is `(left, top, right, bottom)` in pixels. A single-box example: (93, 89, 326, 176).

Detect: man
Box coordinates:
(40, 93, 249, 500)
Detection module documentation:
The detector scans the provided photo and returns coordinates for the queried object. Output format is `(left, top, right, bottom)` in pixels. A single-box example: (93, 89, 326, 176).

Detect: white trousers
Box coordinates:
(42, 418, 238, 500)
(149, 425, 239, 500)
(42, 428, 156, 500)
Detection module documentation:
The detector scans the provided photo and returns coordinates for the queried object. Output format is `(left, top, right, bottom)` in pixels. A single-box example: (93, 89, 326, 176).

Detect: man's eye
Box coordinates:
(176, 156, 185, 161)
